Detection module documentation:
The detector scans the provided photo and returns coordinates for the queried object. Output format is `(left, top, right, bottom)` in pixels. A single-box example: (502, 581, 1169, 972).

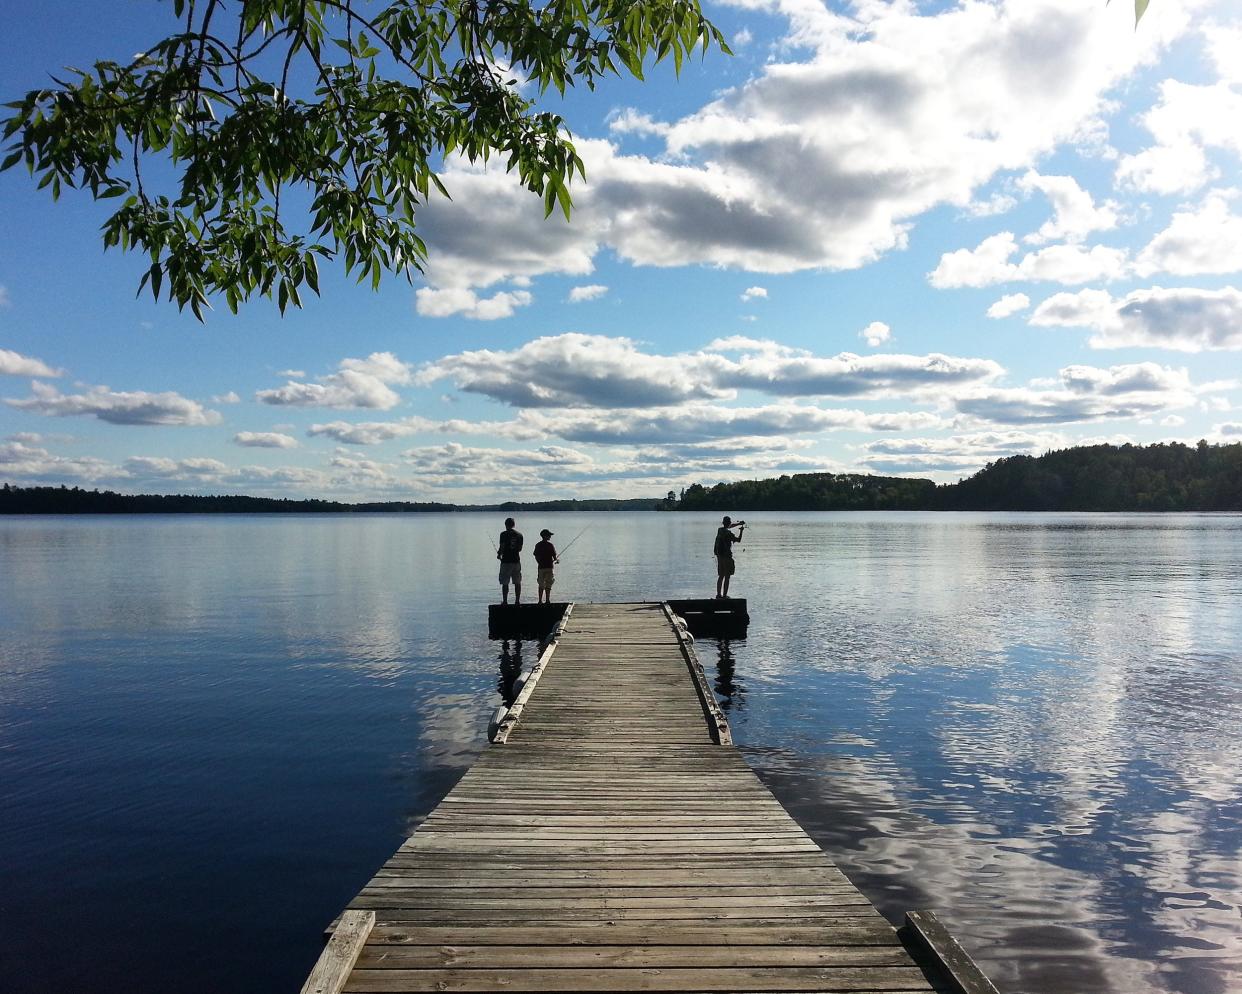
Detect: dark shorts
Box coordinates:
(716, 555, 735, 577)
(499, 562, 522, 584)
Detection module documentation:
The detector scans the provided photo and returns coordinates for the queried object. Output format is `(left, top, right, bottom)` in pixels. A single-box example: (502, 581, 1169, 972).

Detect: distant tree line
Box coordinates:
(4, 442, 1239, 515)
(0, 485, 665, 515)
(676, 442, 1242, 513)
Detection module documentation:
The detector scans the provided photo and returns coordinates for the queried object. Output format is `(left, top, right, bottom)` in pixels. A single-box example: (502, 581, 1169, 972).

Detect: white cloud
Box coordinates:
(418, 333, 1002, 408)
(412, 0, 1182, 288)
(568, 284, 609, 303)
(233, 431, 298, 449)
(212, 391, 242, 404)
(1116, 78, 1242, 194)
(0, 285, 10, 307)
(1017, 171, 1119, 244)
(256, 352, 413, 409)
(415, 286, 533, 320)
(860, 321, 891, 347)
(987, 293, 1031, 318)
(6, 381, 221, 426)
(0, 348, 63, 378)
(956, 362, 1195, 425)
(123, 456, 231, 478)
(607, 108, 671, 138)
(0, 440, 112, 481)
(859, 429, 1067, 473)
(277, 369, 306, 378)
(1031, 285, 1242, 351)
(1214, 421, 1242, 437)
(929, 232, 1129, 287)
(741, 286, 768, 302)
(1134, 191, 1242, 276)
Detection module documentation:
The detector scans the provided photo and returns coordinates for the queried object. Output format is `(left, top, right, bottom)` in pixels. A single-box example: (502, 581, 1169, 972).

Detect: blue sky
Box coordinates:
(1, 0, 1240, 501)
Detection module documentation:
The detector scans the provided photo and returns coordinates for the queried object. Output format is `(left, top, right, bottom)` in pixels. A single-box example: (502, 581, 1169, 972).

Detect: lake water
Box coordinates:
(1, 511, 1240, 993)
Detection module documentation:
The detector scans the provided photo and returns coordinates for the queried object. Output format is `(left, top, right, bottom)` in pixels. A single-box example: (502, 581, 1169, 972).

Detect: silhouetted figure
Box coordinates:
(714, 515, 745, 599)
(534, 528, 558, 604)
(498, 639, 525, 705)
(497, 517, 523, 604)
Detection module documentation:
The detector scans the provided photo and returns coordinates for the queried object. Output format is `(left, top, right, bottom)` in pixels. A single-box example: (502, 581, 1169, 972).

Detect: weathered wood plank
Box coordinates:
(301, 910, 375, 994)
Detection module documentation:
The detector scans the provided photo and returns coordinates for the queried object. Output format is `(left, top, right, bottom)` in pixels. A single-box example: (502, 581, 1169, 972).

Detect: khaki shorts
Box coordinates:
(537, 568, 555, 591)
(499, 562, 522, 584)
(716, 555, 735, 577)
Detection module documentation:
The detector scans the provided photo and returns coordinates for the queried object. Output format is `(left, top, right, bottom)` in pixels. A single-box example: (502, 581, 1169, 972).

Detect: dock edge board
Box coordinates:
(900, 909, 1000, 994)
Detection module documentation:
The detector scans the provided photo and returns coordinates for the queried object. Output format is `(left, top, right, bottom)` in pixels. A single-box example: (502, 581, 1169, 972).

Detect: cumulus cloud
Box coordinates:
(419, 333, 1002, 408)
(0, 348, 63, 378)
(741, 286, 768, 302)
(1016, 171, 1119, 244)
(956, 362, 1195, 425)
(212, 391, 242, 404)
(233, 431, 298, 449)
(860, 321, 891, 347)
(568, 284, 609, 302)
(6, 381, 221, 426)
(256, 352, 413, 409)
(1214, 421, 1242, 437)
(987, 292, 1031, 318)
(418, 333, 732, 408)
(514, 403, 942, 446)
(123, 456, 230, 478)
(1134, 191, 1242, 276)
(415, 286, 533, 320)
(1031, 285, 1242, 351)
(411, 0, 1180, 289)
(928, 232, 1129, 287)
(1116, 78, 1242, 194)
(0, 440, 112, 481)
(859, 429, 1067, 473)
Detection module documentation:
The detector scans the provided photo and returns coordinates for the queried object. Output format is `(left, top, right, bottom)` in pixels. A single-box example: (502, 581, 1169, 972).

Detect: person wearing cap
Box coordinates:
(497, 517, 524, 604)
(533, 528, 558, 604)
(714, 515, 745, 599)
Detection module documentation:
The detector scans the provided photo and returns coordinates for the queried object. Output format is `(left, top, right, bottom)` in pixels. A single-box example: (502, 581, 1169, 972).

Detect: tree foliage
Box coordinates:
(2, 0, 727, 317)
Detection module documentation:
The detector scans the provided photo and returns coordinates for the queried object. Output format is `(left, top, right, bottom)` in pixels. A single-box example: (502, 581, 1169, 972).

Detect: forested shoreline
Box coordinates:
(3, 442, 1240, 515)
(677, 442, 1242, 512)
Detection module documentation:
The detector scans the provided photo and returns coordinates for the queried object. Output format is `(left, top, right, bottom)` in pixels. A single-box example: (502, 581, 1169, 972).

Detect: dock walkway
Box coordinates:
(306, 602, 964, 994)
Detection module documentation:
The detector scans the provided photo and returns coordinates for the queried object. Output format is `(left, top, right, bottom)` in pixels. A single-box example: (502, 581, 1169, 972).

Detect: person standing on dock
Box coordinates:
(714, 515, 745, 599)
(497, 517, 524, 604)
(533, 529, 558, 604)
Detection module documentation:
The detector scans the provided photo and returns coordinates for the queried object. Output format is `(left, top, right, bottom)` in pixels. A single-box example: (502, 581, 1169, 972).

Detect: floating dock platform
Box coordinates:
(489, 599, 748, 640)
(303, 601, 996, 994)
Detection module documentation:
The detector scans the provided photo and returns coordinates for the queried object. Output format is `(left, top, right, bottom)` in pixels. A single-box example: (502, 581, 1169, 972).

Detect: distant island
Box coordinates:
(2, 441, 1239, 514)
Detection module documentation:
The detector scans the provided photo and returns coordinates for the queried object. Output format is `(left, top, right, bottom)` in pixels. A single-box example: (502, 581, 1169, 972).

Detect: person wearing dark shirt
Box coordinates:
(714, 515, 745, 599)
(497, 517, 524, 604)
(533, 528, 558, 604)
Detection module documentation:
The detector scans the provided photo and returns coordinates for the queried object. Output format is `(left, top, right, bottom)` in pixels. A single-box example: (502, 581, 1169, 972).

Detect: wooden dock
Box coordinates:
(304, 602, 995, 994)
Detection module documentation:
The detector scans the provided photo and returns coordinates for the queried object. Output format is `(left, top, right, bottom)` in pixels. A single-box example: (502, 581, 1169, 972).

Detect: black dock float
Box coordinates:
(667, 597, 749, 638)
(487, 602, 569, 639)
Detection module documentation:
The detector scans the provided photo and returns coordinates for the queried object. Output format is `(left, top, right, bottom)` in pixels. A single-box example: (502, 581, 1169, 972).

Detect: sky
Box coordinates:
(1, 0, 1241, 502)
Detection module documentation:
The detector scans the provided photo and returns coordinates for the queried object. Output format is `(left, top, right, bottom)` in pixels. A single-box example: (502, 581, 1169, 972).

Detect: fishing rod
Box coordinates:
(555, 525, 590, 563)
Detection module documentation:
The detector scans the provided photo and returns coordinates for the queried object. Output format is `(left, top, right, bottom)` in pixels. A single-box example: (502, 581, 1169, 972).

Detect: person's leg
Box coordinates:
(501, 582, 509, 604)
(716, 568, 724, 598)
(722, 574, 731, 598)
(514, 578, 522, 604)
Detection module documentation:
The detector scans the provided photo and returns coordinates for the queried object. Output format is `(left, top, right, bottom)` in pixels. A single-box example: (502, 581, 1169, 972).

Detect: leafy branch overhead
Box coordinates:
(2, 0, 728, 318)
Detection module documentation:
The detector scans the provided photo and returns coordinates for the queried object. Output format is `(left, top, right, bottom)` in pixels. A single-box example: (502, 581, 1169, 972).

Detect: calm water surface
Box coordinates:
(1, 512, 1240, 993)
